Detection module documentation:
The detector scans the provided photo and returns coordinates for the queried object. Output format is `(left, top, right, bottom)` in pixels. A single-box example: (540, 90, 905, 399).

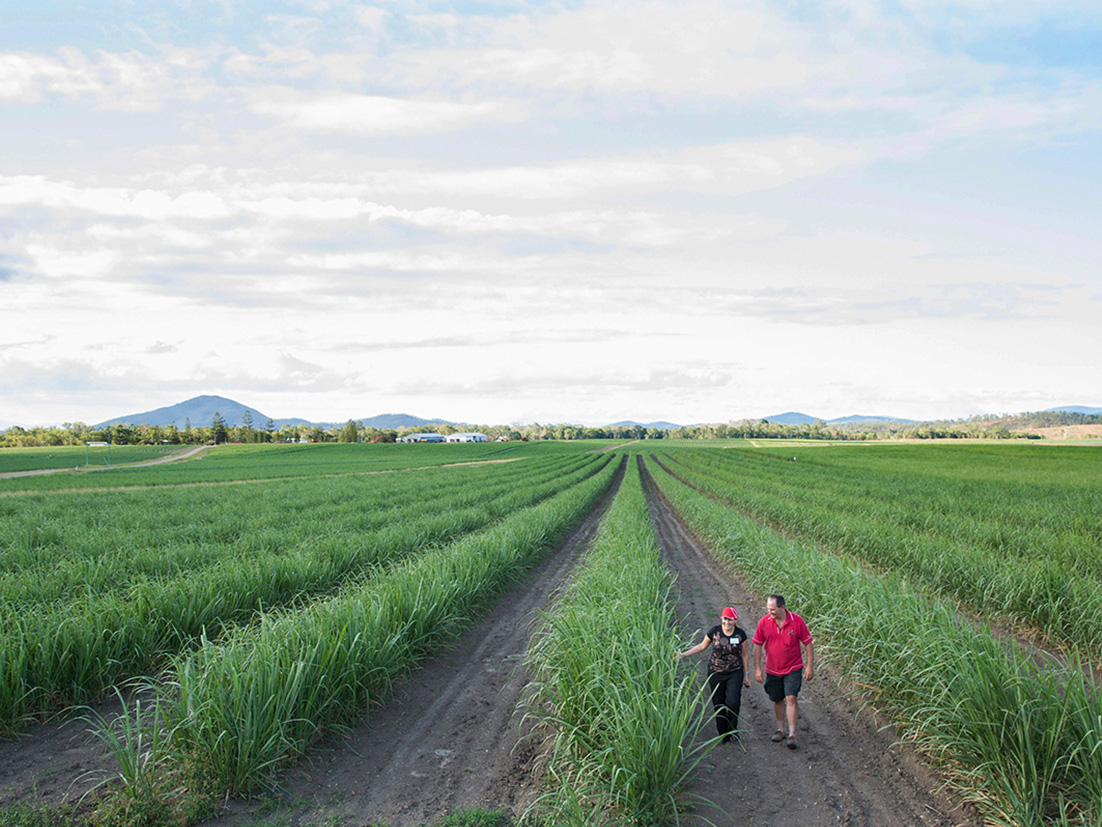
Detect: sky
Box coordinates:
(2, 0, 1101, 428)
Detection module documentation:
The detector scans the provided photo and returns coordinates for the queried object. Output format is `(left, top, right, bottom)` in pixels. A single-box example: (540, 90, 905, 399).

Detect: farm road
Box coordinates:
(0, 444, 209, 479)
(641, 455, 978, 827)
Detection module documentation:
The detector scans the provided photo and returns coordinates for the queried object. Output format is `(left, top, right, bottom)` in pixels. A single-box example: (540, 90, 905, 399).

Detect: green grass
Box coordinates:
(0, 444, 186, 474)
(0, 803, 84, 827)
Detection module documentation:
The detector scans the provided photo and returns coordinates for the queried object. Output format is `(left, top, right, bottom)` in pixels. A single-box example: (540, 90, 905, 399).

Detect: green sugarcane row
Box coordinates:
(0, 452, 593, 608)
(670, 446, 1102, 575)
(661, 448, 1102, 655)
(162, 457, 621, 795)
(526, 458, 711, 826)
(647, 456, 1102, 827)
(0, 455, 609, 734)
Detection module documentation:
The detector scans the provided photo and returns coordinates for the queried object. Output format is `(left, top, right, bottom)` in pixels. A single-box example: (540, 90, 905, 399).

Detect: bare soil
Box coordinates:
(0, 456, 982, 826)
(1016, 424, 1102, 440)
(0, 694, 126, 815)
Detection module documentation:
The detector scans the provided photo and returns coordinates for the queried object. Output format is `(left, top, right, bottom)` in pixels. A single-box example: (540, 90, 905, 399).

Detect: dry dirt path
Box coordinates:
(0, 445, 210, 479)
(639, 456, 979, 827)
(0, 693, 128, 814)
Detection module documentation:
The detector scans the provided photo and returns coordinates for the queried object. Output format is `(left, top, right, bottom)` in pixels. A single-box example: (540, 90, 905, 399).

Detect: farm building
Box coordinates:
(446, 433, 488, 443)
(398, 433, 446, 443)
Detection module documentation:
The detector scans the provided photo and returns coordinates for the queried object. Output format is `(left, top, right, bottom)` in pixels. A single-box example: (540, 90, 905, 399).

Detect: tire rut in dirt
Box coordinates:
(200, 456, 628, 827)
(639, 455, 975, 827)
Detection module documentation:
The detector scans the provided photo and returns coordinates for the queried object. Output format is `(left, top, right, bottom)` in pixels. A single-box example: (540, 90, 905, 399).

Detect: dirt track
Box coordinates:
(0, 445, 209, 479)
(638, 457, 977, 827)
(0, 456, 980, 825)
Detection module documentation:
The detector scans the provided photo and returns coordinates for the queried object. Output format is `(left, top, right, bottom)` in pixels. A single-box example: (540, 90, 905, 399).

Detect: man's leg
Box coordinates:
(785, 695, 799, 736)
(782, 669, 804, 749)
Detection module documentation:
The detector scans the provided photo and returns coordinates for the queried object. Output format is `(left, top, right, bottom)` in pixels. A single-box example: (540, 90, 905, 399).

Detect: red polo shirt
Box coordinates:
(753, 611, 812, 676)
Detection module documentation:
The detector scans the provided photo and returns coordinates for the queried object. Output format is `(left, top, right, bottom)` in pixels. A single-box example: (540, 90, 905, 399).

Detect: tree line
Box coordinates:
(3, 410, 1096, 449)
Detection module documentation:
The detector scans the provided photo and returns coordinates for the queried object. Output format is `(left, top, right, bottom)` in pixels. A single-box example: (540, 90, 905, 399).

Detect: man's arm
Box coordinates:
(753, 643, 764, 683)
(803, 640, 815, 681)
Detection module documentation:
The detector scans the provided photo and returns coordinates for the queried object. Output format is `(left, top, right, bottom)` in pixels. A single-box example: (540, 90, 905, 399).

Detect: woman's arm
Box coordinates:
(676, 635, 712, 660)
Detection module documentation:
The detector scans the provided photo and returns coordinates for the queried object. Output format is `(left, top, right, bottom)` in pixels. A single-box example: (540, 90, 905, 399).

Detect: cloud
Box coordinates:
(388, 363, 735, 399)
(0, 176, 233, 221)
(2, 1, 1100, 428)
(329, 327, 678, 354)
(390, 2, 810, 97)
(0, 45, 215, 110)
(719, 282, 1075, 326)
(0, 335, 52, 351)
(249, 90, 526, 134)
(146, 341, 181, 354)
(349, 137, 861, 201)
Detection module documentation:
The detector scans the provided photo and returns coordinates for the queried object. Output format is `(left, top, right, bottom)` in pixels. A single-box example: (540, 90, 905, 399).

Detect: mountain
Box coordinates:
(762, 412, 913, 426)
(95, 397, 455, 431)
(358, 413, 449, 429)
(826, 414, 914, 425)
(96, 395, 275, 429)
(762, 411, 818, 425)
(606, 420, 681, 430)
(1045, 405, 1102, 416)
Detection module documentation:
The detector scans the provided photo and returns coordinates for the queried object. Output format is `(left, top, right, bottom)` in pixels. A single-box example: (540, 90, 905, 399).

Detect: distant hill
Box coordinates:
(95, 396, 455, 431)
(762, 412, 817, 425)
(84, 395, 1093, 434)
(827, 414, 914, 425)
(96, 395, 277, 429)
(606, 420, 680, 430)
(1046, 405, 1102, 416)
(762, 411, 912, 426)
(358, 413, 450, 429)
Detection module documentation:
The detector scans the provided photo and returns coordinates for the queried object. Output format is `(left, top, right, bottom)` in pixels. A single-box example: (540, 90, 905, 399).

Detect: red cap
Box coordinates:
(721, 607, 737, 620)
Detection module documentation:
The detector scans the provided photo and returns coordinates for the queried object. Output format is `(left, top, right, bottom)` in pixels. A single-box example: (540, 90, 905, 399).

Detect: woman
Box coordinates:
(678, 607, 751, 742)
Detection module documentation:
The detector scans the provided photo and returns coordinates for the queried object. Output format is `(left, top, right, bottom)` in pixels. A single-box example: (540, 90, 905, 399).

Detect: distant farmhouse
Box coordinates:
(396, 432, 488, 443)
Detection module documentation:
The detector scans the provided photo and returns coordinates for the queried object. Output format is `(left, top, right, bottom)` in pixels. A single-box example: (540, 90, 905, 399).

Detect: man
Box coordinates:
(752, 594, 814, 750)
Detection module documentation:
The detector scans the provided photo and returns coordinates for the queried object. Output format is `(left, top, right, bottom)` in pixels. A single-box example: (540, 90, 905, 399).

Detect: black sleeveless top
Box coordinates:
(706, 624, 747, 675)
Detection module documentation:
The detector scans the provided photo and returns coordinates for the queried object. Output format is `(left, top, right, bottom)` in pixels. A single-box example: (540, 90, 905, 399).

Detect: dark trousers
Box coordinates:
(708, 670, 744, 737)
